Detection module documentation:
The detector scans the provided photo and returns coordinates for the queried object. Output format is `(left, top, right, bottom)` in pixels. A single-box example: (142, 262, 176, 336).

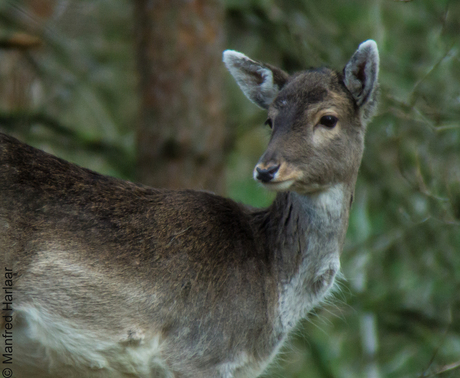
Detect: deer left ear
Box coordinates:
(223, 50, 289, 109)
(343, 40, 379, 117)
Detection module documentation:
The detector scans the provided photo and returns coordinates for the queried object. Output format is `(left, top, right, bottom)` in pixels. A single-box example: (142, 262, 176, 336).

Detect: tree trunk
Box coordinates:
(133, 0, 226, 194)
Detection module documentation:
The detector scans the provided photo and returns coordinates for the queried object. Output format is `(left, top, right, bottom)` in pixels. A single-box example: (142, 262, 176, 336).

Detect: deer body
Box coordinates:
(1, 40, 379, 377)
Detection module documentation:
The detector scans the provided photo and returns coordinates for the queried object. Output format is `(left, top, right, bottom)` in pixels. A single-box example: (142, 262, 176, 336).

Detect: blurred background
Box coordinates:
(1, 0, 459, 377)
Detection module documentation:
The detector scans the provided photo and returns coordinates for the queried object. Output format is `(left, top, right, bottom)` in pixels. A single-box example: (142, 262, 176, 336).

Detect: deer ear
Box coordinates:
(223, 50, 289, 109)
(343, 40, 379, 115)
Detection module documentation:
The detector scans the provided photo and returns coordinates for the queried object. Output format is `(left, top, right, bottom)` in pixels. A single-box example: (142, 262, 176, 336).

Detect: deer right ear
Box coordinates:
(223, 50, 289, 109)
(343, 40, 379, 117)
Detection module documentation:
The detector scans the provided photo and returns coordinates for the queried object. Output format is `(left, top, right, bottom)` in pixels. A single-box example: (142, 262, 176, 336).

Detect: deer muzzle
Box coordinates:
(255, 164, 280, 183)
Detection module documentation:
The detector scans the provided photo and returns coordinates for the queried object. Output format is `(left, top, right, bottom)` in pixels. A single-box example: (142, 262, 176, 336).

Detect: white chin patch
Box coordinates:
(261, 180, 294, 191)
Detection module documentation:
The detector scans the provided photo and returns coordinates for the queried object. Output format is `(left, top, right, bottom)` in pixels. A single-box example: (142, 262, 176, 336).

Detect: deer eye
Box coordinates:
(319, 115, 338, 129)
(264, 118, 273, 129)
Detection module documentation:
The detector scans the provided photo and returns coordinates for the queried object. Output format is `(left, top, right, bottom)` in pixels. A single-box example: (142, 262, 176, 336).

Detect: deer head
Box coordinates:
(224, 40, 379, 195)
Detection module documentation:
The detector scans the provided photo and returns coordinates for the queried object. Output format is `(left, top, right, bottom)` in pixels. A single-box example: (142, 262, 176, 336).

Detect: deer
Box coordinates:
(0, 40, 379, 378)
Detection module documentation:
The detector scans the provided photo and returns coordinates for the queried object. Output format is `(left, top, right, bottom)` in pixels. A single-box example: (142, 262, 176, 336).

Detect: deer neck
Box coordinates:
(264, 182, 354, 331)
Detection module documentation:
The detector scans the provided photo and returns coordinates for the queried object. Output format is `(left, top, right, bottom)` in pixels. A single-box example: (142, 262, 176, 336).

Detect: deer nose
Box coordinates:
(255, 164, 280, 183)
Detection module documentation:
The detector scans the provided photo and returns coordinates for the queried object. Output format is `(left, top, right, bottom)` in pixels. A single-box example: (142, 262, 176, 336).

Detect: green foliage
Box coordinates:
(0, 0, 136, 178)
(0, 0, 459, 377)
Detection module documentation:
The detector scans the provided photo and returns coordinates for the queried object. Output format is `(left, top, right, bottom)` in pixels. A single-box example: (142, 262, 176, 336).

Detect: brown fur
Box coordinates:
(1, 40, 379, 377)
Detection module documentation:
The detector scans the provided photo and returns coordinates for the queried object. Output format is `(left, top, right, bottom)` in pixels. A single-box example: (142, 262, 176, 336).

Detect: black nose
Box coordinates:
(256, 165, 280, 183)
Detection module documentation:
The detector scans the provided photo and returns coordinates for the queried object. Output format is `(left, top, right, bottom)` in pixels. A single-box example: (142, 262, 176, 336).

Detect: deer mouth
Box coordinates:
(260, 179, 295, 191)
(254, 162, 303, 191)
